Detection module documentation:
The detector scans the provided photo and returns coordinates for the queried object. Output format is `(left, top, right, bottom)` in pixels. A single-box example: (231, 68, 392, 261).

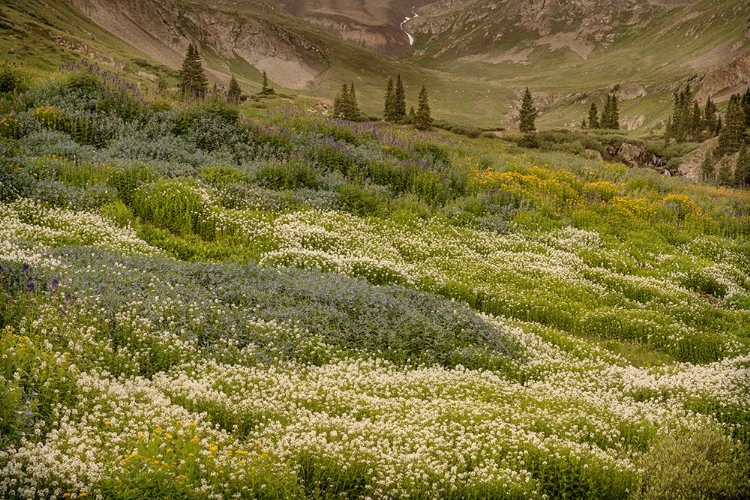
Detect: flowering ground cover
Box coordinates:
(1, 67, 749, 499)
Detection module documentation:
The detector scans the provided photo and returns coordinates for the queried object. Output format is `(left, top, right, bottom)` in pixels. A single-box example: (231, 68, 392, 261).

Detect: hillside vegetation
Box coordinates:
(2, 0, 750, 129)
(1, 66, 750, 499)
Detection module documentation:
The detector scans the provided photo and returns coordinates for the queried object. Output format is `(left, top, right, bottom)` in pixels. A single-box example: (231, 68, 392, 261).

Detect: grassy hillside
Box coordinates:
(1, 65, 749, 499)
(3, 0, 749, 132)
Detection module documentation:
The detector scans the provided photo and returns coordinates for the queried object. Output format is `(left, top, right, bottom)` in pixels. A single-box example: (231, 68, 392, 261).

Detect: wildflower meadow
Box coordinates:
(1, 65, 749, 499)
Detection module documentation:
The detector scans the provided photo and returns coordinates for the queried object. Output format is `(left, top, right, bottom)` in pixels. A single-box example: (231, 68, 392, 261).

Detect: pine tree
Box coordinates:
(588, 103, 599, 129)
(742, 89, 750, 129)
(384, 77, 396, 121)
(717, 156, 734, 186)
(581, 118, 587, 129)
(691, 100, 702, 140)
(227, 75, 242, 105)
(519, 87, 537, 133)
(408, 106, 416, 124)
(608, 93, 619, 130)
(717, 94, 746, 156)
(333, 83, 349, 118)
(700, 149, 715, 182)
(601, 96, 612, 130)
(671, 84, 693, 142)
(664, 117, 672, 146)
(704, 98, 718, 136)
(179, 43, 208, 99)
(333, 83, 361, 121)
(349, 83, 362, 121)
(415, 85, 432, 130)
(735, 143, 750, 188)
(260, 71, 274, 95)
(394, 74, 406, 122)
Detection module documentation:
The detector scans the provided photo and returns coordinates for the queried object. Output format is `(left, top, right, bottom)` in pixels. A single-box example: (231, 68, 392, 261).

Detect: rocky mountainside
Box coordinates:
(407, 0, 750, 82)
(2, 0, 750, 129)
(63, 0, 330, 89)
(272, 0, 437, 53)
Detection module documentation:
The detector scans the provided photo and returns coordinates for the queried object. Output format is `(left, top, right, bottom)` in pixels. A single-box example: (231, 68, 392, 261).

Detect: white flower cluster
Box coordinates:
(0, 199, 162, 256)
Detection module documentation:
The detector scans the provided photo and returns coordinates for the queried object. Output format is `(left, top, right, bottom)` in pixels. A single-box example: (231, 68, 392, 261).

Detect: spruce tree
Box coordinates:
(519, 87, 537, 133)
(349, 83, 362, 121)
(394, 74, 407, 122)
(691, 100, 702, 140)
(227, 75, 242, 105)
(608, 93, 619, 130)
(415, 85, 432, 130)
(717, 94, 746, 156)
(734, 143, 750, 188)
(704, 98, 718, 136)
(260, 71, 275, 95)
(581, 118, 587, 129)
(717, 156, 734, 186)
(664, 117, 672, 146)
(333, 83, 361, 121)
(700, 149, 715, 182)
(408, 106, 416, 124)
(588, 102, 599, 129)
(742, 89, 750, 129)
(601, 96, 612, 130)
(179, 43, 208, 99)
(333, 83, 349, 118)
(671, 85, 694, 142)
(384, 77, 396, 121)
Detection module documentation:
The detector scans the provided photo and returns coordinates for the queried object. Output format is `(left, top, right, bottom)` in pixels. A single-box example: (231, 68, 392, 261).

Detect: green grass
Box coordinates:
(1, 46, 750, 500)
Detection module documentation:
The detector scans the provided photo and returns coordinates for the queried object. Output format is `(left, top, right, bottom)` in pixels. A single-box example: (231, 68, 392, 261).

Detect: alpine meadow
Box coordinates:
(1, 0, 750, 499)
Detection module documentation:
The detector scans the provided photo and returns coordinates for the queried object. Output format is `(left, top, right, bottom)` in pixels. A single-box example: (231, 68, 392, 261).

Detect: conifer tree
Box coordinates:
(415, 85, 432, 130)
(734, 143, 750, 188)
(519, 87, 537, 133)
(700, 149, 715, 182)
(691, 100, 703, 140)
(408, 106, 416, 124)
(704, 98, 718, 136)
(664, 117, 672, 146)
(179, 43, 208, 99)
(717, 157, 734, 186)
(333, 83, 361, 121)
(333, 83, 349, 118)
(742, 89, 750, 129)
(717, 94, 746, 156)
(394, 74, 407, 122)
(671, 84, 693, 142)
(588, 102, 599, 129)
(600, 93, 619, 130)
(608, 94, 619, 130)
(349, 83, 362, 121)
(601, 96, 612, 130)
(260, 71, 275, 95)
(581, 118, 587, 129)
(384, 76, 396, 121)
(227, 75, 242, 105)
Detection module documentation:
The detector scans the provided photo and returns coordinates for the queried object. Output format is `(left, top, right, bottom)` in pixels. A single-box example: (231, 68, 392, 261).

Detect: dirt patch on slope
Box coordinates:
(535, 32, 595, 59)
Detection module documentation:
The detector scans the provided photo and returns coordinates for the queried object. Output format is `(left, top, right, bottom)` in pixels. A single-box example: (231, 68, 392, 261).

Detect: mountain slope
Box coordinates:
(2, 0, 750, 130)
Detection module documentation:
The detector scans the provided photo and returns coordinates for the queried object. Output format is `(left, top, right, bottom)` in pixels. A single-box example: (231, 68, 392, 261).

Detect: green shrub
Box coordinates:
(256, 160, 318, 190)
(338, 183, 389, 217)
(633, 425, 750, 500)
(132, 178, 211, 238)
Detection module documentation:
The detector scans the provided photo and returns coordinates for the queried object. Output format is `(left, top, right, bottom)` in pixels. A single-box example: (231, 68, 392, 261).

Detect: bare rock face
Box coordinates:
(699, 50, 750, 101)
(66, 0, 327, 89)
(273, 0, 438, 53)
(616, 143, 648, 167)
